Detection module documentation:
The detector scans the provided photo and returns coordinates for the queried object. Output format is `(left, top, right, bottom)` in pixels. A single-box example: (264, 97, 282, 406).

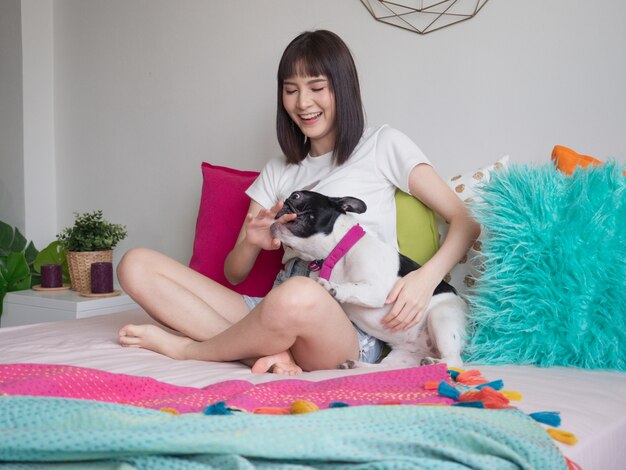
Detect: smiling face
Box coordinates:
(282, 74, 336, 157)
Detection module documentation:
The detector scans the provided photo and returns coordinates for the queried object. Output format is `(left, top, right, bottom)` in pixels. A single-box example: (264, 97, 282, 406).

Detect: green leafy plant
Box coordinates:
(35, 241, 70, 285)
(0, 221, 38, 317)
(57, 210, 127, 252)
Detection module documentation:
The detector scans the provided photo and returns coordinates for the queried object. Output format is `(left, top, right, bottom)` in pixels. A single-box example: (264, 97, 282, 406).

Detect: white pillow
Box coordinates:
(438, 156, 510, 298)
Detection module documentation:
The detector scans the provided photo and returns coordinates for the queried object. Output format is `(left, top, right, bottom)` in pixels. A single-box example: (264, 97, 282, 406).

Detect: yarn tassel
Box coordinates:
(424, 381, 440, 390)
(438, 381, 460, 400)
(547, 428, 578, 445)
(252, 406, 290, 415)
(476, 379, 504, 391)
(455, 369, 489, 386)
(501, 390, 523, 401)
(290, 400, 319, 414)
(453, 401, 485, 408)
(204, 401, 234, 415)
(565, 456, 583, 470)
(460, 387, 510, 409)
(529, 411, 561, 427)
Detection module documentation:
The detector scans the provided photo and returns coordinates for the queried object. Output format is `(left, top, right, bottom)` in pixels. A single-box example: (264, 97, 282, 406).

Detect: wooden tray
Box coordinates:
(79, 290, 121, 298)
(32, 284, 71, 292)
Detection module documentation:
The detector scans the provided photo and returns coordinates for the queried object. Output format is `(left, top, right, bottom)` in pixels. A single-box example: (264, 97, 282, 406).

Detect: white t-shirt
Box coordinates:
(246, 125, 430, 251)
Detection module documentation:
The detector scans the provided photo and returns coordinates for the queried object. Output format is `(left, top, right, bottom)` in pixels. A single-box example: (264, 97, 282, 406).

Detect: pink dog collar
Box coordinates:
(319, 224, 366, 281)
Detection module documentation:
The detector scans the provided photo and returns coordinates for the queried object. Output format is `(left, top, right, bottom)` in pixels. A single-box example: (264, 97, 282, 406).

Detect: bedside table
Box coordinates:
(1, 289, 138, 328)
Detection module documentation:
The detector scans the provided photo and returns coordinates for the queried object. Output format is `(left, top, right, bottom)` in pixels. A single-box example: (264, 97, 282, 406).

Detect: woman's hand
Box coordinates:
(382, 268, 437, 332)
(244, 201, 296, 251)
(379, 163, 479, 332)
(225, 200, 296, 285)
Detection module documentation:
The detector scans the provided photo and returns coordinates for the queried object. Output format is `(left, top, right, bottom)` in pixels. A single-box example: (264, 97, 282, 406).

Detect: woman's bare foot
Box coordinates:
(119, 324, 194, 360)
(251, 351, 303, 375)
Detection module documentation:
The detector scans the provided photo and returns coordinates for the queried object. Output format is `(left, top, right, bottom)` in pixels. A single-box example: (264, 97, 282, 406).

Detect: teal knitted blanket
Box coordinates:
(0, 396, 566, 469)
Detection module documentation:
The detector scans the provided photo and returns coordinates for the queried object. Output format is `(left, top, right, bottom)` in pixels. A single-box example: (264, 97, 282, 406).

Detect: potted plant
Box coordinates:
(0, 220, 77, 317)
(57, 210, 127, 293)
(0, 221, 38, 317)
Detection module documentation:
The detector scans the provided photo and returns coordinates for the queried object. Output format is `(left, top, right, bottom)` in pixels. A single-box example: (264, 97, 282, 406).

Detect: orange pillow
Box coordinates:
(551, 145, 602, 175)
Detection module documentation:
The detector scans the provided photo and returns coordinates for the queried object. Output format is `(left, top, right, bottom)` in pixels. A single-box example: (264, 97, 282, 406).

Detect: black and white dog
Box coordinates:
(271, 190, 467, 368)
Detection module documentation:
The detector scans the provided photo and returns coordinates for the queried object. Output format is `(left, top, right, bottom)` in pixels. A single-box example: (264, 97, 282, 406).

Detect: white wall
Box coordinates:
(22, 0, 56, 250)
(0, 0, 24, 231)
(3, 0, 626, 265)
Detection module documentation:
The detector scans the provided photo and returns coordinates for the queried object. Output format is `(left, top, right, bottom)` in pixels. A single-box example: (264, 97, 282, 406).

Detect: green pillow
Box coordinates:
(395, 189, 439, 265)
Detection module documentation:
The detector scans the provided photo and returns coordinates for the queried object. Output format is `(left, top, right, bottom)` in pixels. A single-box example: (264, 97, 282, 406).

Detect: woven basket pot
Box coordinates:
(66, 250, 113, 293)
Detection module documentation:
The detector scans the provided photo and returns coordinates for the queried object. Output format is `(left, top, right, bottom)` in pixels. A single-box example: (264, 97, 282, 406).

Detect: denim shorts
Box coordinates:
(242, 259, 384, 364)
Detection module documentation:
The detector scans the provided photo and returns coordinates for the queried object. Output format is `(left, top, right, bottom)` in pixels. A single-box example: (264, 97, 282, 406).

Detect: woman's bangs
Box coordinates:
(279, 52, 328, 81)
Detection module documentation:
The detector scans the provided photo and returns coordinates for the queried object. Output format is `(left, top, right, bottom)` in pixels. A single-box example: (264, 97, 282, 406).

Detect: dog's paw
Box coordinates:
(316, 278, 337, 298)
(420, 357, 440, 366)
(337, 359, 357, 370)
(441, 356, 463, 369)
(421, 356, 464, 368)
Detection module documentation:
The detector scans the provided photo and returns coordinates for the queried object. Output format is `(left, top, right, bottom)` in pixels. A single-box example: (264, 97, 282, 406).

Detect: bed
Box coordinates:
(1, 307, 625, 469)
(2, 158, 623, 468)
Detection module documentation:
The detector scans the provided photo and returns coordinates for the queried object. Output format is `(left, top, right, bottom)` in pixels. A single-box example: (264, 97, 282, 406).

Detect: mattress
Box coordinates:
(1, 307, 624, 469)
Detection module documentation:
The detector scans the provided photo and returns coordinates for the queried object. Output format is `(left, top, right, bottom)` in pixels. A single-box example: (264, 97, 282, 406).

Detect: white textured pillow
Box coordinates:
(438, 156, 510, 298)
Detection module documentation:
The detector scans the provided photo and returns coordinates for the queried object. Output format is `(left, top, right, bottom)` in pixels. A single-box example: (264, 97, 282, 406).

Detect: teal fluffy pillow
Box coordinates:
(464, 162, 625, 370)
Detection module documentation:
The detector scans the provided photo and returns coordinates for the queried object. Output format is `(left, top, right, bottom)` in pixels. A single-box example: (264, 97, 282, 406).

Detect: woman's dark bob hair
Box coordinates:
(276, 30, 365, 166)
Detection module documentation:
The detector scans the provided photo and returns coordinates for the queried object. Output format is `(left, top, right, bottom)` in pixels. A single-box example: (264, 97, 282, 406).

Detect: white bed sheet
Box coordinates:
(1, 308, 624, 470)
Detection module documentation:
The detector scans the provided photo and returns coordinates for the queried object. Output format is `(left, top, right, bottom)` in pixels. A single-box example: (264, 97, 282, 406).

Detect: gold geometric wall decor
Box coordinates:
(360, 0, 490, 35)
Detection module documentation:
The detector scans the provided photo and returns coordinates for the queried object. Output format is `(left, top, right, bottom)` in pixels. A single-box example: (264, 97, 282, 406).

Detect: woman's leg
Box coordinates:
(119, 276, 360, 372)
(117, 247, 250, 340)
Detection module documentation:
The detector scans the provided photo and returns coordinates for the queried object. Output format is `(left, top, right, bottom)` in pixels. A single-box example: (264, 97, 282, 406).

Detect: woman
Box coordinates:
(118, 30, 480, 374)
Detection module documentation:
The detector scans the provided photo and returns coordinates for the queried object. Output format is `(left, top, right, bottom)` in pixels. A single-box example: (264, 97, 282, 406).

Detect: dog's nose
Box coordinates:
(276, 201, 295, 219)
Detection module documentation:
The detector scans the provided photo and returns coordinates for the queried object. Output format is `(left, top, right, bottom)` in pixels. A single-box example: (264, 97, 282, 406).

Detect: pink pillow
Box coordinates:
(189, 162, 284, 297)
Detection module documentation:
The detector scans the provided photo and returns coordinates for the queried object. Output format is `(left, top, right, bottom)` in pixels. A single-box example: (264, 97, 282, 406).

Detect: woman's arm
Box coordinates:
(407, 164, 480, 286)
(382, 163, 480, 331)
(224, 199, 295, 285)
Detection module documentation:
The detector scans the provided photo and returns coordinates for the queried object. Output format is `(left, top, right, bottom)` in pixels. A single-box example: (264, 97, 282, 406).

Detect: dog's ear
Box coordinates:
(331, 196, 367, 214)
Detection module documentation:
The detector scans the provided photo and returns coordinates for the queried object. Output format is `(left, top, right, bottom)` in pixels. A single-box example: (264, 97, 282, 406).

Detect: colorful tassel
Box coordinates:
(448, 370, 460, 380)
(547, 428, 578, 445)
(290, 400, 319, 414)
(530, 411, 561, 427)
(438, 381, 460, 399)
(565, 456, 583, 470)
(455, 369, 489, 385)
(501, 390, 523, 401)
(252, 406, 290, 415)
(481, 388, 510, 409)
(476, 379, 503, 391)
(453, 401, 484, 408)
(459, 387, 510, 409)
(424, 381, 440, 390)
(204, 401, 234, 415)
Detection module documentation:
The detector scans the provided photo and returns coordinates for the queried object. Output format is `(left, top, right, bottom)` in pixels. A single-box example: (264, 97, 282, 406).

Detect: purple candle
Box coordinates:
(40, 264, 62, 288)
(90, 262, 114, 294)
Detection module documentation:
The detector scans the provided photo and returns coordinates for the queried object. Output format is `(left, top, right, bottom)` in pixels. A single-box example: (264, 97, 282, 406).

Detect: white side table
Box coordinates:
(1, 289, 138, 328)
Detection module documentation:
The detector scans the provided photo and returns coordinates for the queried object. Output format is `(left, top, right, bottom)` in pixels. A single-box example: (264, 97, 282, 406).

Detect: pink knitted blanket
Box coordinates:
(0, 363, 453, 413)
